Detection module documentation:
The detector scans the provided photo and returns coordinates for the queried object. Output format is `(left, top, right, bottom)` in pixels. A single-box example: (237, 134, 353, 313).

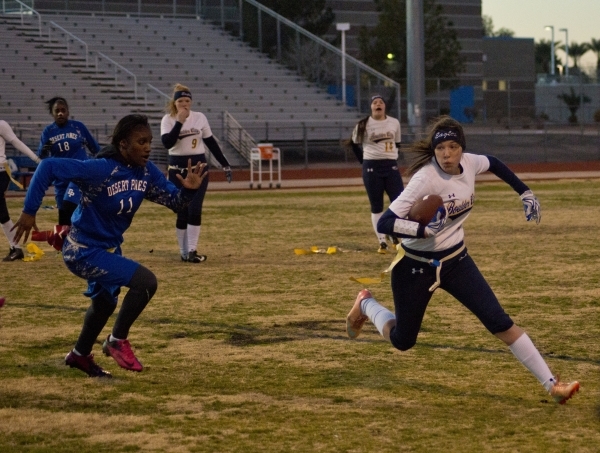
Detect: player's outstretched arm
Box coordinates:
(12, 212, 38, 244)
(176, 160, 207, 190)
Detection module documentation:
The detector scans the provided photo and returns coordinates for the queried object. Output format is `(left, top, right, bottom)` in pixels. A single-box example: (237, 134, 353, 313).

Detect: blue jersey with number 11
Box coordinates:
(23, 156, 194, 249)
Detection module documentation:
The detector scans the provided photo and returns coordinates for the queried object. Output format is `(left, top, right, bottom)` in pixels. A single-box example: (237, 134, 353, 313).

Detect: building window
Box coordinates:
(498, 80, 507, 91)
(482, 80, 488, 91)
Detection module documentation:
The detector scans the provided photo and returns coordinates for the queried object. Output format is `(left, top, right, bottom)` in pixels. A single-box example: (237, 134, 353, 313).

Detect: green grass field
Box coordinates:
(1, 180, 600, 452)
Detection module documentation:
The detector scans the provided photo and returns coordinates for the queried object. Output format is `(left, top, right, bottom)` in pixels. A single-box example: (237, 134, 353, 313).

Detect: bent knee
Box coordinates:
(395, 342, 416, 352)
(389, 331, 417, 351)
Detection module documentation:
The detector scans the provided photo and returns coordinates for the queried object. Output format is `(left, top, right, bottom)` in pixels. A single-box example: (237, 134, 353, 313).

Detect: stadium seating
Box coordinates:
(0, 13, 361, 167)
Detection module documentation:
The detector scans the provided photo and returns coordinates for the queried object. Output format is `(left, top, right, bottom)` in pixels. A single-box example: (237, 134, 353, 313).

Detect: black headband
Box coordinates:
(174, 90, 192, 101)
(431, 128, 465, 150)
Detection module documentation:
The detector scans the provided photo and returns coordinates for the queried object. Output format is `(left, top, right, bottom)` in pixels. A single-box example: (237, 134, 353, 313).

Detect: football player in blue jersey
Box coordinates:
(37, 97, 101, 226)
(14, 114, 207, 378)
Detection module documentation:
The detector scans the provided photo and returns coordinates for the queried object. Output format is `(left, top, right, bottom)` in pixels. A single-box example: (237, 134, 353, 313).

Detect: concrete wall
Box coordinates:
(536, 84, 600, 123)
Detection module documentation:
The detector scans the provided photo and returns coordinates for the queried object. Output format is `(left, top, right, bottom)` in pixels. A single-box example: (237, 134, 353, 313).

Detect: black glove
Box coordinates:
(39, 141, 53, 159)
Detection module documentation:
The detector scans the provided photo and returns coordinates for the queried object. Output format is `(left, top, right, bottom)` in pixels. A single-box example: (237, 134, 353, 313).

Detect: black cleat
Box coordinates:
(2, 247, 24, 262)
(65, 351, 112, 378)
(377, 242, 388, 254)
(186, 250, 207, 263)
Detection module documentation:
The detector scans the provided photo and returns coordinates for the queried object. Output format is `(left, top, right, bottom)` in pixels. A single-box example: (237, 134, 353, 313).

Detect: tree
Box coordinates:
(482, 15, 494, 37)
(557, 87, 591, 123)
(481, 15, 515, 37)
(495, 28, 515, 38)
(535, 39, 561, 74)
(589, 38, 600, 75)
(258, 0, 334, 36)
(358, 0, 464, 86)
(241, 0, 334, 59)
(562, 41, 590, 70)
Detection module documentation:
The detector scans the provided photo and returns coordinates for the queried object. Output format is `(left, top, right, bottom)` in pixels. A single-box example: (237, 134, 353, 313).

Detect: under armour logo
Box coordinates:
(448, 193, 455, 199)
(367, 168, 374, 172)
(412, 268, 423, 274)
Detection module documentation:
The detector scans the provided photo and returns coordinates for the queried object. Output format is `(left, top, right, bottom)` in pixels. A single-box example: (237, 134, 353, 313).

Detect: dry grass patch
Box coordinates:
(1, 180, 600, 452)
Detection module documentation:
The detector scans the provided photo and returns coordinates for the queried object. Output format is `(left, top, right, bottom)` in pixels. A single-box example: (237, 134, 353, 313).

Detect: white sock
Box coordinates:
(176, 228, 187, 257)
(1, 220, 20, 249)
(371, 213, 386, 243)
(109, 334, 124, 342)
(362, 297, 396, 338)
(509, 333, 556, 392)
(72, 348, 83, 356)
(187, 224, 201, 253)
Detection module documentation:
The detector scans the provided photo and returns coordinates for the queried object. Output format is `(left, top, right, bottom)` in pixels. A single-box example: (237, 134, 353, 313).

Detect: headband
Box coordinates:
(431, 127, 466, 150)
(174, 90, 192, 101)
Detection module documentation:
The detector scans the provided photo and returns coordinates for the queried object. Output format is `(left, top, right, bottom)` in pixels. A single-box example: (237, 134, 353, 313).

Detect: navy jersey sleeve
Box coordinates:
(377, 209, 423, 239)
(486, 155, 529, 195)
(161, 121, 183, 149)
(203, 135, 230, 168)
(351, 143, 363, 164)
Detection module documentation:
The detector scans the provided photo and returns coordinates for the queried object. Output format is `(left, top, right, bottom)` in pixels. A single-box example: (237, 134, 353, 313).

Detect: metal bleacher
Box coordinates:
(0, 12, 363, 168)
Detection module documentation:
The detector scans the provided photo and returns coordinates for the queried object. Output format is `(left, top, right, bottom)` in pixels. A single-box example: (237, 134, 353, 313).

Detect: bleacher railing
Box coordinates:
(21, 0, 401, 120)
(1, 1, 41, 35)
(48, 20, 88, 66)
(238, 0, 401, 120)
(223, 111, 256, 164)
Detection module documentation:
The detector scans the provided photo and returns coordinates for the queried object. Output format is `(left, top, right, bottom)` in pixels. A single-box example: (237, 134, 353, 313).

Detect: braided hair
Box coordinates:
(111, 114, 150, 149)
(45, 96, 68, 115)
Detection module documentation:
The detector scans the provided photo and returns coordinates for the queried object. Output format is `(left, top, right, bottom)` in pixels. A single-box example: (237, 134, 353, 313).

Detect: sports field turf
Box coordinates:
(1, 180, 599, 452)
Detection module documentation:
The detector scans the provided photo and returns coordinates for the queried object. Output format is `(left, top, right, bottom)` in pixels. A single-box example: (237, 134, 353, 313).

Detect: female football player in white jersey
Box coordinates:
(348, 95, 404, 253)
(161, 84, 232, 263)
(345, 115, 579, 404)
(0, 120, 41, 261)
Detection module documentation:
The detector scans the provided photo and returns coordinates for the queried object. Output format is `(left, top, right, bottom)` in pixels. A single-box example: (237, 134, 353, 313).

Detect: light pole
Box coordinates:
(544, 25, 555, 76)
(560, 28, 569, 77)
(336, 22, 350, 106)
(406, 0, 425, 130)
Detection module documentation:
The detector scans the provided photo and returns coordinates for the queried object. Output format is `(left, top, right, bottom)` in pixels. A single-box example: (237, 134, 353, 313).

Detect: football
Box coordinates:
(408, 194, 444, 226)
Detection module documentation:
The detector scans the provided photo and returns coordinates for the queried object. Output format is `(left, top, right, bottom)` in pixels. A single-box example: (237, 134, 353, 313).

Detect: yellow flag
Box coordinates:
(350, 245, 405, 285)
(23, 243, 45, 262)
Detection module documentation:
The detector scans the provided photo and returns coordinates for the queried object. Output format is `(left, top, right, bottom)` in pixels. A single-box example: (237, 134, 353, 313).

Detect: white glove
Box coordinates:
(520, 190, 541, 224)
(423, 205, 447, 238)
(223, 166, 232, 183)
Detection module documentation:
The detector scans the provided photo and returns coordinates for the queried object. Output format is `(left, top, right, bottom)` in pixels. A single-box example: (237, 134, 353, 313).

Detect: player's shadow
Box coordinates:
(153, 316, 597, 367)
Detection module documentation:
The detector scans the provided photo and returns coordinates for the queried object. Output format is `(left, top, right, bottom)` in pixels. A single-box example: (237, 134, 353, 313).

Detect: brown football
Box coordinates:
(408, 194, 444, 226)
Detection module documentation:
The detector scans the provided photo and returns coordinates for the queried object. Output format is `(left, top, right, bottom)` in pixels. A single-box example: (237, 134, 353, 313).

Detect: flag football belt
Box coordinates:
(2, 162, 24, 190)
(66, 234, 116, 253)
(403, 243, 466, 292)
